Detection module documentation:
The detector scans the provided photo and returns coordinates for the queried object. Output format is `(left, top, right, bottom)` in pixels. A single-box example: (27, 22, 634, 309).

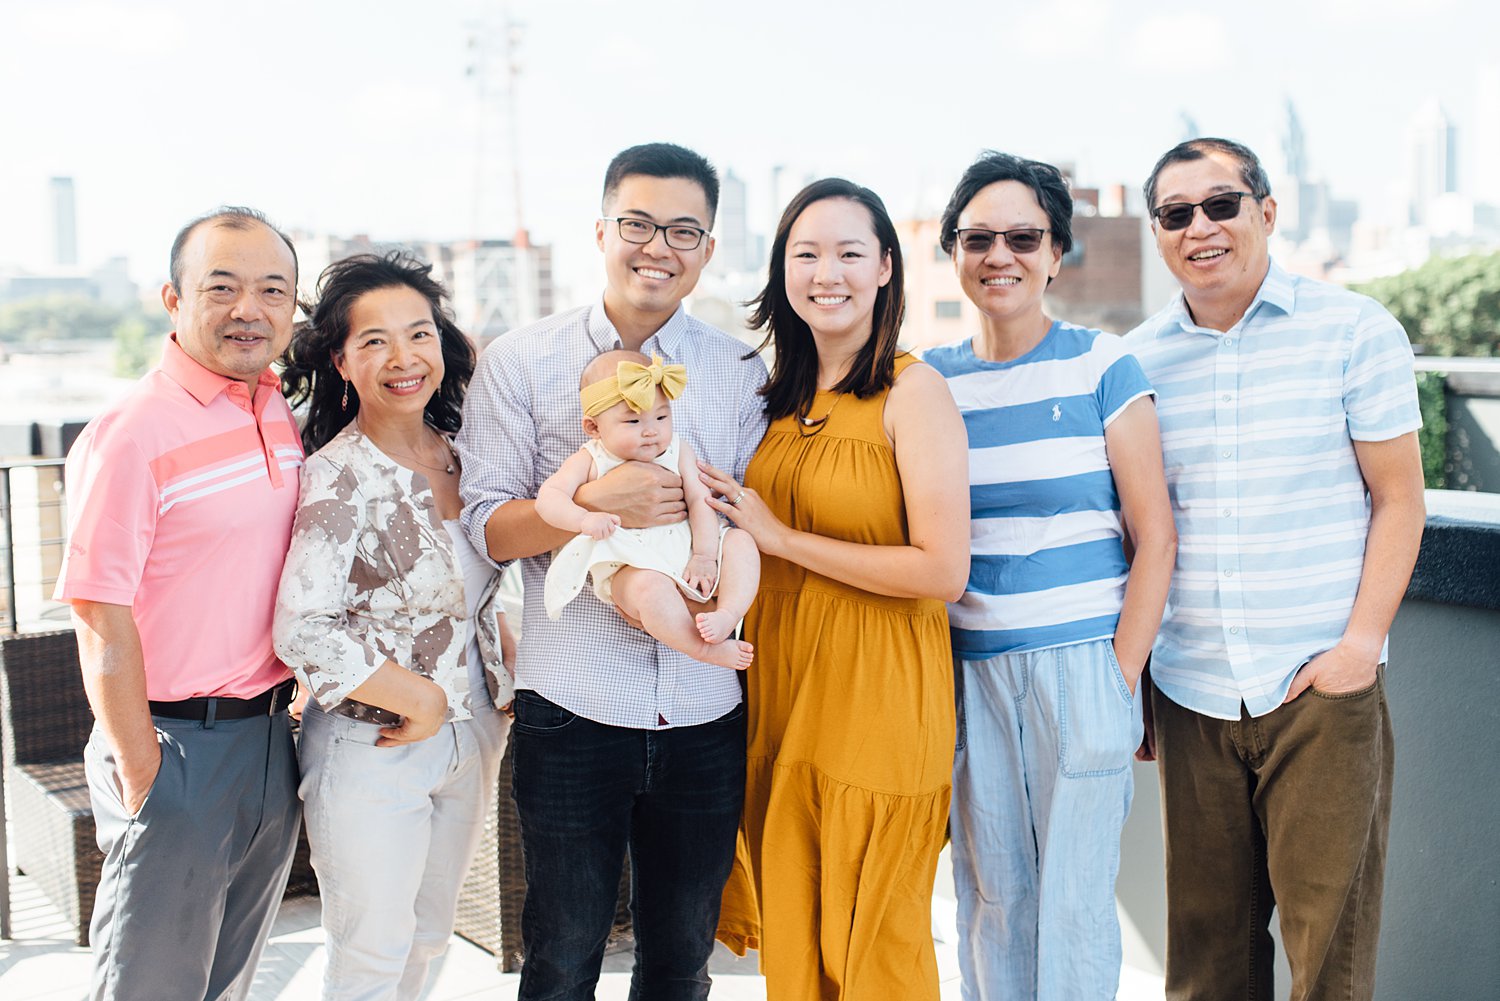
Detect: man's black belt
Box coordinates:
(149, 678, 297, 722)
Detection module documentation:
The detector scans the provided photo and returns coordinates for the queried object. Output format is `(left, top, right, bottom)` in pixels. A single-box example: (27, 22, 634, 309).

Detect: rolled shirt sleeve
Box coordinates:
(456, 336, 537, 571)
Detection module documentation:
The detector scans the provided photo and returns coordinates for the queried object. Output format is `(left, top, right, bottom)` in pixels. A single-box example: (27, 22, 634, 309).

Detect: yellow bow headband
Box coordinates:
(580, 354, 688, 417)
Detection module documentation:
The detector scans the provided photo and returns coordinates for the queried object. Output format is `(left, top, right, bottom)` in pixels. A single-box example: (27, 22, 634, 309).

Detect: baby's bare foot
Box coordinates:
(701, 638, 754, 671)
(695, 610, 737, 644)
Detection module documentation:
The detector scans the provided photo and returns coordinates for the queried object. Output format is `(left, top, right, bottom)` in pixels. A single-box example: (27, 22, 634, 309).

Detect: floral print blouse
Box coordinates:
(273, 421, 510, 720)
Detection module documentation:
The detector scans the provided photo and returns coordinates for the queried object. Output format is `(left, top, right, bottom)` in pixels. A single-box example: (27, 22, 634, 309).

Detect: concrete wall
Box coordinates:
(1117, 490, 1500, 1000)
(1380, 598, 1500, 999)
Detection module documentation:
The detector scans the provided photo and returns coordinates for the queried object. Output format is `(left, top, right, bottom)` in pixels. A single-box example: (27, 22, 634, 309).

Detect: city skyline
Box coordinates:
(3, 0, 1498, 302)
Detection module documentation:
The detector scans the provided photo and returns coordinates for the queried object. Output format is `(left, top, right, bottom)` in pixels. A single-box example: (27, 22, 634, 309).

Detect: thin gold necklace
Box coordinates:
(361, 420, 456, 475)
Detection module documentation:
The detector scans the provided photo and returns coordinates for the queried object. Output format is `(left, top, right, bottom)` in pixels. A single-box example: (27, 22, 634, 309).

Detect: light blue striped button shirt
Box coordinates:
(1123, 261, 1421, 720)
(925, 322, 1154, 658)
(456, 299, 769, 730)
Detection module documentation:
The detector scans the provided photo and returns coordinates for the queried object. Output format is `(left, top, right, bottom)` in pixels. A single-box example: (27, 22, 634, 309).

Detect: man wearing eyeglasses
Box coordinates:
(456, 142, 768, 1000)
(1124, 138, 1425, 1001)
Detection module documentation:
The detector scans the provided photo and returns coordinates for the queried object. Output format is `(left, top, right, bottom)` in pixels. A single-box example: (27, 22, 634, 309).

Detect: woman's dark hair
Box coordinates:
(938, 151, 1074, 258)
(748, 178, 906, 423)
(281, 252, 476, 454)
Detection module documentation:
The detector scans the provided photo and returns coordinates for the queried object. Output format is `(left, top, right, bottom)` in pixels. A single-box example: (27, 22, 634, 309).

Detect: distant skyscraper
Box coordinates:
(1407, 99, 1458, 225)
(295, 230, 553, 346)
(440, 239, 554, 342)
(1476, 65, 1500, 207)
(717, 169, 753, 274)
(1281, 99, 1308, 179)
(769, 165, 815, 233)
(49, 177, 78, 268)
(1275, 99, 1327, 245)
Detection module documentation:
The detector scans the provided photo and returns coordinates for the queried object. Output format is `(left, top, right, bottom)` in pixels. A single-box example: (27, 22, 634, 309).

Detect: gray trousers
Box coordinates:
(84, 710, 301, 1001)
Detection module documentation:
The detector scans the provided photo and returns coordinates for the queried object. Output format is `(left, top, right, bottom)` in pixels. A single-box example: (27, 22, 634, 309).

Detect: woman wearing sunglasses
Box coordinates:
(923, 152, 1177, 1001)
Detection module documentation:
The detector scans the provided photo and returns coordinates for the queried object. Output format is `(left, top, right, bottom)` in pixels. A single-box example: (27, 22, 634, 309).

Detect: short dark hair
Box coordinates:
(748, 178, 906, 423)
(1143, 137, 1272, 212)
(168, 206, 298, 294)
(280, 252, 476, 454)
(938, 151, 1074, 258)
(601, 143, 721, 226)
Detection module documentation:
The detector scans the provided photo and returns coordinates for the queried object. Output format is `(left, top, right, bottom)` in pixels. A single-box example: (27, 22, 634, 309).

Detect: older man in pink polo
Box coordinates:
(55, 207, 305, 1001)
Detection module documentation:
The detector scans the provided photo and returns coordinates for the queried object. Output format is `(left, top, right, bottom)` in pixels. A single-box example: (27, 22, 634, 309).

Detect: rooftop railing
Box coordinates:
(0, 459, 68, 634)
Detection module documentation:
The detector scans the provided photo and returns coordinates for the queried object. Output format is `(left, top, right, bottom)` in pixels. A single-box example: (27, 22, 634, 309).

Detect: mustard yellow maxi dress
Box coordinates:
(718, 353, 955, 1000)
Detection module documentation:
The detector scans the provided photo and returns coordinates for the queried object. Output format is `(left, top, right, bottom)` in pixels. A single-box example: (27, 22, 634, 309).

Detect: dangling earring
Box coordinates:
(341, 379, 349, 410)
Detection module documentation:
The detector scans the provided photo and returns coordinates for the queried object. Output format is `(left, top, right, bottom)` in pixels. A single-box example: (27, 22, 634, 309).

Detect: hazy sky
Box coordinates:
(3, 0, 1496, 302)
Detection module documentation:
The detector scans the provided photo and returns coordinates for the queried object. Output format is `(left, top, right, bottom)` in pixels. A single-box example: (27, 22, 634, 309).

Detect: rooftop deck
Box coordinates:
(1, 846, 1171, 1000)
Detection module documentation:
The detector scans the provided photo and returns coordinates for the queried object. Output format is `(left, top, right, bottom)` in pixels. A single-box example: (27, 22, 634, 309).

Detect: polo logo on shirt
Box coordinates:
(1051, 403, 1062, 421)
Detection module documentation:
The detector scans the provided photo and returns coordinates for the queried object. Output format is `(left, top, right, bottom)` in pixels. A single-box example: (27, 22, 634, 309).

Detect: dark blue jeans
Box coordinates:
(510, 691, 746, 1001)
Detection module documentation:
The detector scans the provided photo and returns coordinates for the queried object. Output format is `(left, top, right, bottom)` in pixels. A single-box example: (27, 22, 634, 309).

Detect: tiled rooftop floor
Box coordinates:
(1, 857, 1166, 999)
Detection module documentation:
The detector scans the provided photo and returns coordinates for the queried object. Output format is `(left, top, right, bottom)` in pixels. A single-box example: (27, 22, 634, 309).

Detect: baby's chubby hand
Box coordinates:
(580, 511, 622, 540)
(683, 554, 719, 597)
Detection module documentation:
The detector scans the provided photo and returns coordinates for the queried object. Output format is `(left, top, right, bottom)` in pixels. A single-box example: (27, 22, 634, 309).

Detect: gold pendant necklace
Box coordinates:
(796, 392, 844, 437)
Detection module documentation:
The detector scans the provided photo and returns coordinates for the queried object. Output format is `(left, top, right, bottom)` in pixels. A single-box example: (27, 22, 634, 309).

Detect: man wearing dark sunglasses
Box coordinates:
(1125, 138, 1426, 1001)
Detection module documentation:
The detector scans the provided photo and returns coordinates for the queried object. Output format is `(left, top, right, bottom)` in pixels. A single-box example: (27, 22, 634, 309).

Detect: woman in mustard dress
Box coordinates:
(700, 178, 970, 1000)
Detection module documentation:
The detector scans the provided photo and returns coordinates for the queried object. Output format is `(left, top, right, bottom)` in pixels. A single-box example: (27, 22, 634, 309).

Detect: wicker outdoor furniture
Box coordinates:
(0, 628, 316, 947)
(1, 629, 101, 946)
(451, 740, 634, 972)
(450, 577, 635, 970)
(0, 625, 628, 965)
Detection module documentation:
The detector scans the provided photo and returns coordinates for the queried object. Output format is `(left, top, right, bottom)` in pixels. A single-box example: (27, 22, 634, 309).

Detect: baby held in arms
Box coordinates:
(539, 350, 760, 670)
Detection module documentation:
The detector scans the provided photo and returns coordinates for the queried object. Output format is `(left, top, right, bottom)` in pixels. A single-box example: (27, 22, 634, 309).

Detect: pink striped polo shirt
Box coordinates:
(56, 335, 305, 700)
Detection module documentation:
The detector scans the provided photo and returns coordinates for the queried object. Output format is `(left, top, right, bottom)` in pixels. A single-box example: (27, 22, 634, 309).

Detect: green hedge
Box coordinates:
(1415, 370, 1448, 489)
(1354, 253, 1500, 358)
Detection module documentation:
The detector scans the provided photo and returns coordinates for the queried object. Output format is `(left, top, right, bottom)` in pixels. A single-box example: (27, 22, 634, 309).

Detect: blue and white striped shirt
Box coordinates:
(925, 322, 1154, 659)
(1124, 261, 1421, 720)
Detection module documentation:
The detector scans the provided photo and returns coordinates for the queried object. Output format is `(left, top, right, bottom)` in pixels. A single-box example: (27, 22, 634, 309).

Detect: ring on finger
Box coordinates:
(731, 491, 746, 506)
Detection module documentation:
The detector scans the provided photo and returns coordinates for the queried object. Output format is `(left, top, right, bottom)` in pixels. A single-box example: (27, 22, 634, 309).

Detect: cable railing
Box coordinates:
(0, 459, 69, 634)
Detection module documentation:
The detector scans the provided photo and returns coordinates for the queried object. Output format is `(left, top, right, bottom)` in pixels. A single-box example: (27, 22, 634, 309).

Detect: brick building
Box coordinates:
(896, 183, 1147, 351)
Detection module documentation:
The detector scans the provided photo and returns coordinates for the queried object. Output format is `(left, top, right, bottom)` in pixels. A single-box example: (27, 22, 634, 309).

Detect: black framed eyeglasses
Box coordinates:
(1151, 192, 1256, 231)
(954, 227, 1049, 255)
(601, 216, 709, 251)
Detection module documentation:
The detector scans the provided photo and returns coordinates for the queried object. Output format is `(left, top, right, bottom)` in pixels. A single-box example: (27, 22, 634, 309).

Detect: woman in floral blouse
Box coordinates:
(274, 252, 514, 1000)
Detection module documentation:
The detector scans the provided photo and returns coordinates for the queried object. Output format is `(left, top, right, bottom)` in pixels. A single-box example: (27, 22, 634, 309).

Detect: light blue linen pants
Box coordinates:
(950, 638, 1143, 1001)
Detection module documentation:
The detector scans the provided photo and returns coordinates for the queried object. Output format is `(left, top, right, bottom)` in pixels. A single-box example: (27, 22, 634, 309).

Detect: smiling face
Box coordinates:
(953, 180, 1060, 332)
(597, 174, 716, 339)
(1151, 150, 1276, 322)
(783, 196, 892, 346)
(584, 387, 673, 463)
(162, 220, 297, 390)
(334, 284, 445, 429)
